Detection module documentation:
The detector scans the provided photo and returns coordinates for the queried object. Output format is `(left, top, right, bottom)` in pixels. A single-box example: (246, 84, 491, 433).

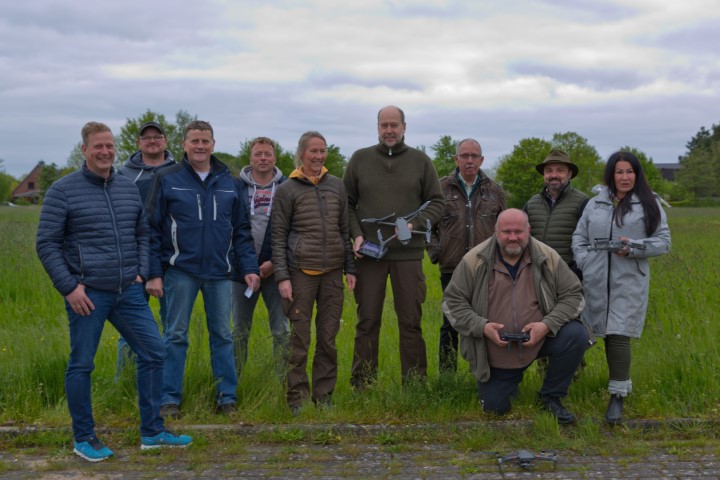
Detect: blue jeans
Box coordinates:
(65, 282, 165, 441)
(231, 276, 289, 373)
(116, 289, 167, 377)
(162, 267, 237, 406)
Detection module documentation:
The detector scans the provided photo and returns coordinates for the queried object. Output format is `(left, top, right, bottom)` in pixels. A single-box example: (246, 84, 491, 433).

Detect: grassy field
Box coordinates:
(0, 205, 718, 431)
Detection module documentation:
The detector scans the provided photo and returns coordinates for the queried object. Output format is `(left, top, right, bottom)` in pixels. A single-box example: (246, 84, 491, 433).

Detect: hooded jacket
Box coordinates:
(36, 165, 148, 296)
(571, 188, 670, 338)
(146, 156, 258, 281)
(230, 166, 285, 281)
(118, 150, 175, 207)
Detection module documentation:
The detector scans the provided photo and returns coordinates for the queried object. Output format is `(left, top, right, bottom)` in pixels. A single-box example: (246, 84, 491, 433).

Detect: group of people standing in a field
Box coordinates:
(35, 104, 670, 462)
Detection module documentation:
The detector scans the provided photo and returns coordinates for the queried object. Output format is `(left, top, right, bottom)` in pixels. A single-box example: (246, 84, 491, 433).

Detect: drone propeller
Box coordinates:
(361, 212, 395, 224)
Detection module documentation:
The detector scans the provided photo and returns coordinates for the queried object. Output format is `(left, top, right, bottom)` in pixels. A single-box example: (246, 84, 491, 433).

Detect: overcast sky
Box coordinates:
(1, 0, 719, 178)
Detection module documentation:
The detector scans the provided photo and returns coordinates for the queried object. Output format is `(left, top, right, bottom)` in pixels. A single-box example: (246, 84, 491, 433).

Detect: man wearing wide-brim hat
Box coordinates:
(524, 149, 588, 280)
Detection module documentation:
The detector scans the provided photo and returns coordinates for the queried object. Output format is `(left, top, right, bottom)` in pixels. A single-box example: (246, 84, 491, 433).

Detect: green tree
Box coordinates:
(676, 123, 720, 199)
(0, 171, 17, 202)
(116, 109, 197, 164)
(324, 144, 347, 178)
(496, 137, 552, 208)
(550, 132, 604, 195)
(430, 135, 457, 177)
(38, 163, 62, 198)
(676, 145, 719, 198)
(213, 151, 243, 175)
(66, 142, 85, 170)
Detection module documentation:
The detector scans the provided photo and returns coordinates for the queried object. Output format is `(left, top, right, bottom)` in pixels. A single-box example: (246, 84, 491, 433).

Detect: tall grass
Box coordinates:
(1, 206, 718, 427)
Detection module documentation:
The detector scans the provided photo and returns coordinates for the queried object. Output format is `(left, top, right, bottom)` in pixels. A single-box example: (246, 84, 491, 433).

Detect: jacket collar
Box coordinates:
(181, 154, 227, 181)
(125, 150, 175, 170)
(81, 163, 115, 185)
(374, 138, 409, 157)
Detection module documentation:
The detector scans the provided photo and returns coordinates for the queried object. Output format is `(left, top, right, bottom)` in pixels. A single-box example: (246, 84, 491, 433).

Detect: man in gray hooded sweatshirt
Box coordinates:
(231, 137, 290, 376)
(115, 121, 176, 376)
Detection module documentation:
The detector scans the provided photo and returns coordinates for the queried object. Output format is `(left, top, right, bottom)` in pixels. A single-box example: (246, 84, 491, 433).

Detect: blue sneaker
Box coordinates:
(140, 430, 193, 450)
(73, 437, 113, 462)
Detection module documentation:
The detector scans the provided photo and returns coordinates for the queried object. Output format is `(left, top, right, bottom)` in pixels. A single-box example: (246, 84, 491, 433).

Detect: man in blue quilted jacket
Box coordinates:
(36, 122, 191, 462)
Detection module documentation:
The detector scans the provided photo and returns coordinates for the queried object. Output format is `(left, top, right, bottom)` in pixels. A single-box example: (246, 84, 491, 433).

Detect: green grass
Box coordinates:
(1, 205, 719, 431)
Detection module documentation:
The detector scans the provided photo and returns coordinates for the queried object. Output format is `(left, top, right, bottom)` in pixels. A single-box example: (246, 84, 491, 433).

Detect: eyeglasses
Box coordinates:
(140, 135, 165, 142)
(457, 154, 482, 160)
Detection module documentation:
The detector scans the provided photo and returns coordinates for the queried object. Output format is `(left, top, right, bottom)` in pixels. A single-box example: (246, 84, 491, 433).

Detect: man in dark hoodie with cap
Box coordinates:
(523, 149, 588, 280)
(115, 121, 176, 376)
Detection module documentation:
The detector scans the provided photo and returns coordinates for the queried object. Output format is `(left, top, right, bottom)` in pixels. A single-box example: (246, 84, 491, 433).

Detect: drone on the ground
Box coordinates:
(496, 449, 558, 473)
(358, 201, 432, 260)
(582, 237, 646, 254)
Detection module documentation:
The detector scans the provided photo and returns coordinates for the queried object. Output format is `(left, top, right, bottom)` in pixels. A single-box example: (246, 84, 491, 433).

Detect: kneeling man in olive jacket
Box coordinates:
(442, 209, 587, 424)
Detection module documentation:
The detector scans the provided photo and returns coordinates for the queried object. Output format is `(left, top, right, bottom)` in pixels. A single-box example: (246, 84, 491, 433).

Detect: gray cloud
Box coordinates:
(0, 0, 718, 178)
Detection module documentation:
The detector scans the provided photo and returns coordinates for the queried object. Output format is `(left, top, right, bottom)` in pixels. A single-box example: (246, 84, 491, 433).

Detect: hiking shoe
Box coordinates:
(538, 394, 576, 424)
(141, 431, 193, 450)
(73, 437, 113, 462)
(215, 402, 237, 415)
(160, 404, 181, 419)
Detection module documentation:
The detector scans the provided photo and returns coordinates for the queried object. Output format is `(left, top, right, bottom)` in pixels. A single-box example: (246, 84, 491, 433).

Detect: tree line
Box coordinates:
(3, 110, 718, 206)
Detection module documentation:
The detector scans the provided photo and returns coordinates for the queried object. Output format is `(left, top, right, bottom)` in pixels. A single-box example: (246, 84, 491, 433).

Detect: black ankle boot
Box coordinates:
(605, 394, 624, 425)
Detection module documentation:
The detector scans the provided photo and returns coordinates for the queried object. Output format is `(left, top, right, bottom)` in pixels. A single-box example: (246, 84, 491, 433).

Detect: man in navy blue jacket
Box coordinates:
(146, 120, 260, 418)
(36, 122, 191, 462)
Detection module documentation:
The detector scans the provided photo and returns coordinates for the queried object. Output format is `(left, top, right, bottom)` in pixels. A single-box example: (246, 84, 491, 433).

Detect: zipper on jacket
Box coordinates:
(213, 194, 217, 221)
(104, 181, 124, 294)
(605, 209, 616, 319)
(78, 245, 85, 282)
(317, 187, 328, 269)
(197, 194, 203, 220)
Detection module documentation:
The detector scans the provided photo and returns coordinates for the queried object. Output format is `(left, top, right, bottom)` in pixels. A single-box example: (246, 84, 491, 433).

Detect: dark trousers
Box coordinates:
(351, 258, 427, 387)
(438, 272, 459, 373)
(477, 320, 587, 414)
(284, 268, 344, 408)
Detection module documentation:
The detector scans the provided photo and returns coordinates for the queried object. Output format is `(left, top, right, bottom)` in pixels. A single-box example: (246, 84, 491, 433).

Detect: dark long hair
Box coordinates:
(603, 151, 660, 236)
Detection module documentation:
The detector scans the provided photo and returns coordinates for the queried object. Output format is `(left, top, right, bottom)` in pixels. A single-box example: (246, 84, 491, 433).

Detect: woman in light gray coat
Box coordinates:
(572, 151, 670, 425)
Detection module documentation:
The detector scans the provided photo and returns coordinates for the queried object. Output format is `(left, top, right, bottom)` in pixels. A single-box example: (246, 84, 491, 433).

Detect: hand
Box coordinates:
(278, 279, 293, 301)
(394, 222, 413, 236)
(146, 277, 164, 298)
(65, 284, 94, 316)
(259, 261, 274, 279)
(346, 273, 356, 291)
(483, 322, 506, 346)
(614, 236, 631, 257)
(522, 322, 550, 347)
(353, 236, 365, 259)
(245, 273, 261, 292)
